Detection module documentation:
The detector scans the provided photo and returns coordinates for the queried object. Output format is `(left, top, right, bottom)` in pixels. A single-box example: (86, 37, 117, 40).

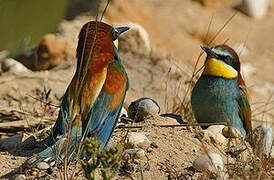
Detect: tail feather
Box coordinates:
(28, 126, 82, 165)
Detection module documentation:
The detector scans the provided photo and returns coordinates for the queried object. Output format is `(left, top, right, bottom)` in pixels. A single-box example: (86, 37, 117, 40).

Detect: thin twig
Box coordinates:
(116, 122, 227, 129)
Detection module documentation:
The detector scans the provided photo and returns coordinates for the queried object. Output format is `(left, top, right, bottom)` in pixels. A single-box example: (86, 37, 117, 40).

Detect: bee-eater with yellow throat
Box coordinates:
(191, 44, 252, 137)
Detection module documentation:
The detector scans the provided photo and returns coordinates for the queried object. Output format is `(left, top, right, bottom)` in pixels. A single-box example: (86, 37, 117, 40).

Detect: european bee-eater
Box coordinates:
(191, 44, 252, 137)
(29, 21, 130, 164)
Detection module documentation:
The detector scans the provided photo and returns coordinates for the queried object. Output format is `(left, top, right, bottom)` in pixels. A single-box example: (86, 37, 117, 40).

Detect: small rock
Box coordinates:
(193, 153, 225, 177)
(115, 22, 151, 55)
(0, 134, 23, 151)
(207, 125, 226, 134)
(128, 97, 160, 121)
(36, 162, 50, 170)
(241, 0, 269, 19)
(124, 148, 146, 159)
(1, 58, 30, 73)
(203, 130, 227, 145)
(222, 126, 242, 138)
(12, 174, 26, 180)
(246, 124, 273, 157)
(126, 132, 151, 149)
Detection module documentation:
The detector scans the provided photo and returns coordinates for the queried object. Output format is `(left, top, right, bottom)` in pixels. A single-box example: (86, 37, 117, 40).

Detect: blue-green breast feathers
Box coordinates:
(191, 76, 247, 136)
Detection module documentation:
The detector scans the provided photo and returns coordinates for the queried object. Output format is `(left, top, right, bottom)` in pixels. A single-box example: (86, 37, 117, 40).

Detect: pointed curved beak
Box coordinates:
(201, 46, 218, 58)
(116, 26, 130, 35)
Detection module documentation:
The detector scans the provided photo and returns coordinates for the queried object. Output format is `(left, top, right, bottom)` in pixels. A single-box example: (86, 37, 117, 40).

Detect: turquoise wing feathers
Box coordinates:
(237, 85, 252, 134)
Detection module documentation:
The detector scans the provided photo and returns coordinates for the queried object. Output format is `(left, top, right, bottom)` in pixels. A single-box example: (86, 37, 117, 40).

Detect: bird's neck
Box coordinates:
(202, 58, 238, 79)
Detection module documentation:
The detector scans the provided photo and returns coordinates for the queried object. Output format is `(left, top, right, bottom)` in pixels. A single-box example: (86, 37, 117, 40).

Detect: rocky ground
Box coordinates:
(0, 0, 274, 179)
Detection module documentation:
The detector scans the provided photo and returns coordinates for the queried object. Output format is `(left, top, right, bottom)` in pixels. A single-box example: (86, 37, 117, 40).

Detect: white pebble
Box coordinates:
(126, 132, 151, 149)
(207, 125, 226, 134)
(193, 153, 224, 176)
(1, 58, 30, 73)
(36, 162, 50, 170)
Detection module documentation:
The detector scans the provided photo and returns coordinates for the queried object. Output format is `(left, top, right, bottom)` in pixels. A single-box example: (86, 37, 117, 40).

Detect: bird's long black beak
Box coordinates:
(201, 46, 217, 58)
(116, 26, 130, 35)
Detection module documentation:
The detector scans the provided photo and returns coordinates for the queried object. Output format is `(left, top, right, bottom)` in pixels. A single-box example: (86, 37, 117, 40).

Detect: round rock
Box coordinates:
(128, 97, 160, 121)
(126, 132, 151, 150)
(193, 153, 224, 176)
(36, 162, 50, 170)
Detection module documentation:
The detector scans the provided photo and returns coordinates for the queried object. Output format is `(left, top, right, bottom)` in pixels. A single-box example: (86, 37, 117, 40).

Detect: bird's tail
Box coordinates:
(28, 126, 82, 165)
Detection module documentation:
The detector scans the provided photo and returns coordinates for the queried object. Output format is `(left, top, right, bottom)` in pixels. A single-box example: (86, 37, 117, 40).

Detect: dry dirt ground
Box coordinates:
(0, 0, 274, 179)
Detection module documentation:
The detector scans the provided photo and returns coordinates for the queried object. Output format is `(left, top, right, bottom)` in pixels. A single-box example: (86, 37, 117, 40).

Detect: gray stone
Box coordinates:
(128, 97, 160, 121)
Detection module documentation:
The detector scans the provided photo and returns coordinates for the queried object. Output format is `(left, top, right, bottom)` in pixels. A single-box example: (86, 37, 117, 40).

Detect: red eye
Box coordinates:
(225, 56, 233, 64)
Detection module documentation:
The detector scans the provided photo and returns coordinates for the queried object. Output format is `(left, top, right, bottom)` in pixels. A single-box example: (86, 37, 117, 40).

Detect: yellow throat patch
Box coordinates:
(114, 39, 119, 49)
(202, 58, 238, 78)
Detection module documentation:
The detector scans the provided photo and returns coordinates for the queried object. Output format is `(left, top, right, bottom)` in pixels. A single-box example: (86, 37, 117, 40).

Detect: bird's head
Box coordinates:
(76, 21, 129, 61)
(201, 44, 240, 79)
